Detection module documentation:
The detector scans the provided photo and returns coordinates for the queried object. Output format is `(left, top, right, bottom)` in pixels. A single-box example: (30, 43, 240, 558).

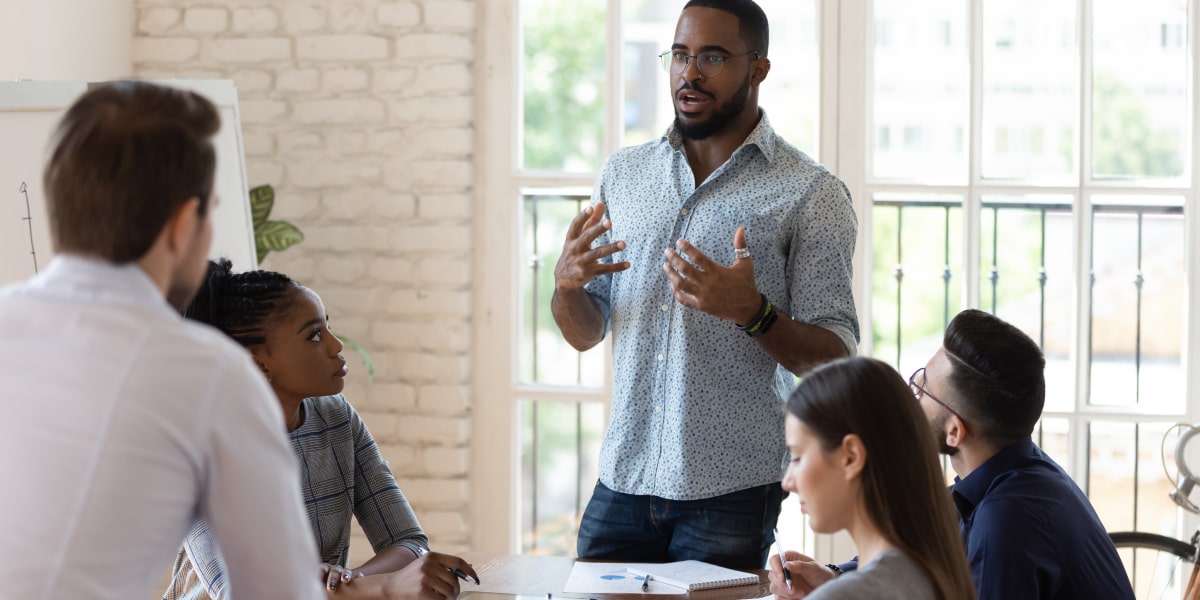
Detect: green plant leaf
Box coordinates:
(336, 334, 374, 383)
(256, 220, 304, 258)
(249, 184, 275, 228)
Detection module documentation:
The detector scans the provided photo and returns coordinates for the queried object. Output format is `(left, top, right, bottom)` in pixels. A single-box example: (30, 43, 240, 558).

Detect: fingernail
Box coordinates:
(584, 206, 592, 214)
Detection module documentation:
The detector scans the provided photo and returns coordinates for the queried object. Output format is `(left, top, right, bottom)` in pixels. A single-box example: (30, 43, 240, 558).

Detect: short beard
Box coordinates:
(932, 409, 959, 457)
(674, 74, 752, 141)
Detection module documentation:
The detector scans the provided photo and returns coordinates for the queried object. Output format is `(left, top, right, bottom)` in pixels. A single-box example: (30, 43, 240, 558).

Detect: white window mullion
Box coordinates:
(473, 0, 521, 554)
(964, 0, 983, 311)
(836, 0, 872, 356)
(604, 0, 623, 156)
(1068, 0, 1094, 485)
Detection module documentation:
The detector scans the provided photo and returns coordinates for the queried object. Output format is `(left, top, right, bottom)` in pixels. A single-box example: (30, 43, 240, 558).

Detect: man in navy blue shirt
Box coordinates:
(770, 310, 1134, 600)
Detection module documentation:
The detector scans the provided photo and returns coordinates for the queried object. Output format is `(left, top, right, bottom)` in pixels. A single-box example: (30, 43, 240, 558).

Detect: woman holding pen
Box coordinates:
(768, 357, 974, 600)
(162, 259, 478, 600)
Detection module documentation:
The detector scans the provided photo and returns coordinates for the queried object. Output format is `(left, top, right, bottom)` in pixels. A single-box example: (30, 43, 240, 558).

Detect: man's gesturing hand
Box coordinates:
(554, 202, 630, 292)
(662, 226, 762, 324)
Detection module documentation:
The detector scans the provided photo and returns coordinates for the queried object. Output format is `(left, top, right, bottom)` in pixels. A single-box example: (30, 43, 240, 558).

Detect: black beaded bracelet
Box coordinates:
(749, 303, 779, 337)
(826, 563, 844, 577)
(736, 294, 778, 337)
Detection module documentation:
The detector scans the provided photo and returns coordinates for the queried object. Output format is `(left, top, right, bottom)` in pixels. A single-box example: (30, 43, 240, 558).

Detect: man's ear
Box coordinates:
(840, 434, 867, 481)
(751, 56, 771, 86)
(945, 414, 969, 449)
(166, 197, 203, 255)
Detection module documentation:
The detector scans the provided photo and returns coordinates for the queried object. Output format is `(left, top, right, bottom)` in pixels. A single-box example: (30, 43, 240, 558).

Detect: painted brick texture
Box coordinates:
(134, 0, 477, 570)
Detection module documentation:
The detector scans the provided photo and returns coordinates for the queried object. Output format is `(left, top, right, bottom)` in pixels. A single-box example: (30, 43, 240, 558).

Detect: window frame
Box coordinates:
(475, 0, 1200, 555)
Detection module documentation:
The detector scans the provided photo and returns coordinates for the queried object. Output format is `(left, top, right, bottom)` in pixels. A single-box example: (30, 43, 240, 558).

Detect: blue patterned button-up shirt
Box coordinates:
(584, 112, 859, 500)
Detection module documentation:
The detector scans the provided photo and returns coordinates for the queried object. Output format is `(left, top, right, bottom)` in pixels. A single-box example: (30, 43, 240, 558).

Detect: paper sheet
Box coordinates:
(562, 562, 687, 595)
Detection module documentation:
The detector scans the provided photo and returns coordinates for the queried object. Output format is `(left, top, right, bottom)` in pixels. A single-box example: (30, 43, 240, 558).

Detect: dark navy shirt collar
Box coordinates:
(952, 438, 1040, 520)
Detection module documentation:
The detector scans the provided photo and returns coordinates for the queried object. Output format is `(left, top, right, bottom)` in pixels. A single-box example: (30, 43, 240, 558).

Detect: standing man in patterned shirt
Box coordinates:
(552, 0, 859, 569)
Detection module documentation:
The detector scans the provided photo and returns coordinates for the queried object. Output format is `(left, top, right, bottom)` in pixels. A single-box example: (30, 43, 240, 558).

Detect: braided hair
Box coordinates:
(185, 258, 299, 347)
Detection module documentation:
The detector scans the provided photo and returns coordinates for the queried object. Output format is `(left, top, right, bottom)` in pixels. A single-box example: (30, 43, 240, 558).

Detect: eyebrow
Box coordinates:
(670, 43, 736, 55)
(295, 316, 327, 334)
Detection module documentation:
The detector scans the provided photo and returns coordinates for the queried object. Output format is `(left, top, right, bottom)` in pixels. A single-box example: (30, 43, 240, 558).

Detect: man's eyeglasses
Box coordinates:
(658, 50, 759, 78)
(909, 367, 966, 423)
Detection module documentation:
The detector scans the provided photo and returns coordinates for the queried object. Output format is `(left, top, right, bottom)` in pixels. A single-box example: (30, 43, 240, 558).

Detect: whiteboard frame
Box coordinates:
(0, 78, 257, 287)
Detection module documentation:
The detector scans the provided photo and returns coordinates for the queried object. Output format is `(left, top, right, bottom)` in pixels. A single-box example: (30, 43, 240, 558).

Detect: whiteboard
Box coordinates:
(0, 79, 257, 287)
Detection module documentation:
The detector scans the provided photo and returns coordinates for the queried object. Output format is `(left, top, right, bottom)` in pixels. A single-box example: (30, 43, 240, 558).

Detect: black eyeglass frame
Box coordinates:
(657, 50, 760, 78)
(909, 367, 967, 424)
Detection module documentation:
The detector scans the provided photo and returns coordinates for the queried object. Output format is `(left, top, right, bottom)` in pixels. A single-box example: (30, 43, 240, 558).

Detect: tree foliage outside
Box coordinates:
(522, 0, 607, 172)
(1090, 71, 1183, 179)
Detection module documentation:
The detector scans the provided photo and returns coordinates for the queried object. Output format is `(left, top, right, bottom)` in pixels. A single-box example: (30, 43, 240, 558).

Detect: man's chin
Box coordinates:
(674, 114, 721, 141)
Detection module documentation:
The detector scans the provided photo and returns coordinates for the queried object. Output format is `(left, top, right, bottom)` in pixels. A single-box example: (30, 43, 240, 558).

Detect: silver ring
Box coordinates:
(735, 247, 751, 260)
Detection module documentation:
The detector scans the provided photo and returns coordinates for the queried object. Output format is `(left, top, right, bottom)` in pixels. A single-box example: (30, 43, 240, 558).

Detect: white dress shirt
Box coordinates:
(0, 256, 324, 600)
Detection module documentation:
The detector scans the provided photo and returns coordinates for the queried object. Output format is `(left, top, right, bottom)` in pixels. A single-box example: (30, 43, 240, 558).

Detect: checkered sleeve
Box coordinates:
(347, 403, 429, 555)
(161, 521, 228, 600)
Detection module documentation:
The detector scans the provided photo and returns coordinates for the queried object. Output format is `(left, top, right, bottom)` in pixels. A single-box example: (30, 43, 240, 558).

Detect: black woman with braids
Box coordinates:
(163, 259, 478, 600)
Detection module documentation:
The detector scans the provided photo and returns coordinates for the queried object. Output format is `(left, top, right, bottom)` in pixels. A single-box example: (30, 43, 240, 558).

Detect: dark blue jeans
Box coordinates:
(576, 481, 786, 569)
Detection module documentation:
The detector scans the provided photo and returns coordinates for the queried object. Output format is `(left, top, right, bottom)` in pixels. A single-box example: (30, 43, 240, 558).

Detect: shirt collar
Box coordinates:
(32, 254, 178, 316)
(663, 109, 779, 163)
(951, 438, 1042, 518)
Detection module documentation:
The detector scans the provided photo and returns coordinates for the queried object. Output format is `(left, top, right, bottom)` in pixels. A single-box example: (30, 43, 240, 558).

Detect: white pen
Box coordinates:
(774, 527, 793, 591)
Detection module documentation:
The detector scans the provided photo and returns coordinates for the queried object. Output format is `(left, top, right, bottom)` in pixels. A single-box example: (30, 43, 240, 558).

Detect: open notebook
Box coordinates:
(626, 560, 759, 591)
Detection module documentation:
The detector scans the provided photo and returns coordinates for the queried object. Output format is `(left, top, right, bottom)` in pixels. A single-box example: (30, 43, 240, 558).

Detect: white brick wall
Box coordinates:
(134, 0, 477, 579)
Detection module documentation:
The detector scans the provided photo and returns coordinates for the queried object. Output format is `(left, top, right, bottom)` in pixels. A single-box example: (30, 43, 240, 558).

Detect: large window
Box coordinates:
(478, 2, 1200, 587)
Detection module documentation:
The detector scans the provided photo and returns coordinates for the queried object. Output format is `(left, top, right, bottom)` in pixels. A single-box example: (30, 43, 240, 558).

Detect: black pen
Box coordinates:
(451, 567, 480, 585)
(641, 574, 652, 592)
(418, 547, 479, 585)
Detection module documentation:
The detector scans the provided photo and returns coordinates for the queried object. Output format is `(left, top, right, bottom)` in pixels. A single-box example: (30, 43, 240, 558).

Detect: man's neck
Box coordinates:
(950, 442, 999, 480)
(682, 106, 762, 186)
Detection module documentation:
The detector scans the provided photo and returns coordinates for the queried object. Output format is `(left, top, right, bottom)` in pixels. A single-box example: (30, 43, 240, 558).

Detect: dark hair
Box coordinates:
(44, 80, 219, 263)
(683, 0, 769, 56)
(788, 357, 976, 600)
(184, 258, 300, 347)
(942, 309, 1045, 447)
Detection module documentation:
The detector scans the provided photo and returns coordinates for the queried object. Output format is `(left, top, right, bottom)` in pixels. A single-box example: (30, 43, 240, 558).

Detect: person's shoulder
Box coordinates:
(606, 137, 670, 166)
(299, 394, 362, 436)
(981, 458, 1079, 509)
(808, 552, 933, 600)
(306, 393, 353, 417)
(164, 318, 253, 365)
(816, 550, 935, 600)
(765, 131, 828, 171)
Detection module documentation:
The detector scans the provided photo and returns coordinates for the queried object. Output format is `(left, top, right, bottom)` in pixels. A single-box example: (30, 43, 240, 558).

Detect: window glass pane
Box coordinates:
(519, 193, 606, 387)
(872, 1, 969, 181)
(981, 1, 1077, 181)
(1036, 418, 1071, 467)
(870, 194, 963, 373)
(519, 399, 605, 555)
(1088, 200, 1185, 413)
(1091, 0, 1188, 179)
(522, 0, 607, 172)
(1089, 421, 1136, 531)
(622, 1, 820, 156)
(1092, 422, 1184, 597)
(979, 196, 1075, 413)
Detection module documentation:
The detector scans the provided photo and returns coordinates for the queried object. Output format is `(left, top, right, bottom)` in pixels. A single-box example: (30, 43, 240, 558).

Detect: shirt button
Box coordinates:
(660, 304, 669, 312)
(655, 405, 663, 413)
(680, 208, 689, 216)
(656, 354, 664, 362)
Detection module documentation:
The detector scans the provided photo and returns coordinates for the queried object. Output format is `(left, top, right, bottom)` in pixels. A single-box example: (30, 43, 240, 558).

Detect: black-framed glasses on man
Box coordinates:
(909, 367, 966, 423)
(658, 50, 759, 78)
